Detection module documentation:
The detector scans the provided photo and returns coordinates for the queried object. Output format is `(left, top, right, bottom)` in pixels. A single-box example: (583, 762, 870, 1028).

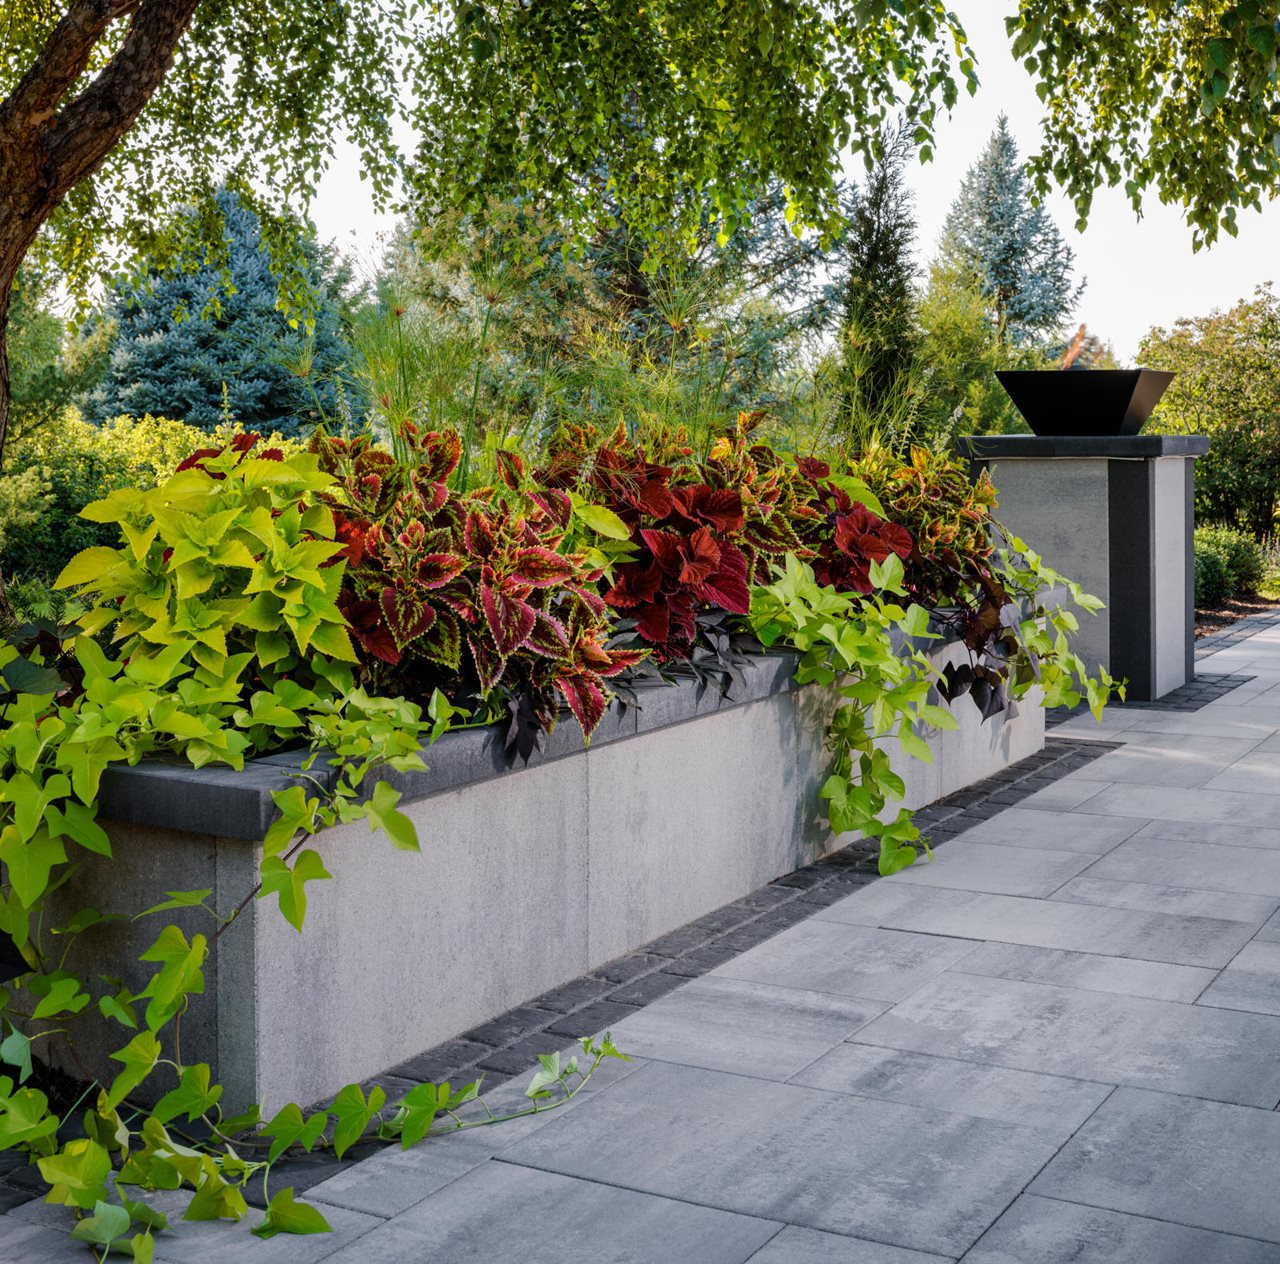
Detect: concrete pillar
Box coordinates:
(958, 435, 1210, 703)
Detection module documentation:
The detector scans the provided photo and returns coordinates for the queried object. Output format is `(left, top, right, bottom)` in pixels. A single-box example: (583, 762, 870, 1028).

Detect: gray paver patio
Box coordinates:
(10, 611, 1280, 1260)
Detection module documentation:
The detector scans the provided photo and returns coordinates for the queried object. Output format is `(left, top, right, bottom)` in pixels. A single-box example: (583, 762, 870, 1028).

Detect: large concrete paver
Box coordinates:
(789, 1043, 1110, 1136)
(1029, 1088, 1280, 1243)
(1049, 874, 1279, 924)
(319, 1161, 783, 1264)
(1086, 833, 1280, 896)
(500, 1060, 1064, 1258)
(851, 971, 1280, 1107)
(746, 1225, 951, 1263)
(605, 975, 888, 1080)
(962, 1194, 1280, 1263)
(710, 920, 979, 1001)
(819, 883, 1255, 967)
(1197, 940, 1280, 1016)
(885, 840, 1096, 896)
(957, 806, 1141, 853)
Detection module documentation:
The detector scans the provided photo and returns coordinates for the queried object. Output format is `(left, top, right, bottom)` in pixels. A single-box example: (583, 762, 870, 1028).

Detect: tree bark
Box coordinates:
(0, 0, 204, 474)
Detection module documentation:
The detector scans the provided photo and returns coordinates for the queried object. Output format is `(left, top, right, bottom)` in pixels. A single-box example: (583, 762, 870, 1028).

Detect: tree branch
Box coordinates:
(44, 0, 204, 196)
(0, 0, 121, 140)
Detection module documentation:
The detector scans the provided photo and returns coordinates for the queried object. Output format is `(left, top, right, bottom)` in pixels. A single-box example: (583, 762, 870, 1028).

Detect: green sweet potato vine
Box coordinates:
(0, 435, 629, 1254)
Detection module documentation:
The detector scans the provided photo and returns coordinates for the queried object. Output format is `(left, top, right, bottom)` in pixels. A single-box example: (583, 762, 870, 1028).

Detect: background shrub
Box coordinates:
(2, 412, 301, 582)
(1196, 525, 1266, 595)
(1194, 534, 1237, 606)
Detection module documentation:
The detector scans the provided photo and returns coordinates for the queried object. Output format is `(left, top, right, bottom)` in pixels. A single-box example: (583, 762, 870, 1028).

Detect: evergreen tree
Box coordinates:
(86, 190, 357, 435)
(940, 115, 1081, 345)
(836, 125, 919, 424)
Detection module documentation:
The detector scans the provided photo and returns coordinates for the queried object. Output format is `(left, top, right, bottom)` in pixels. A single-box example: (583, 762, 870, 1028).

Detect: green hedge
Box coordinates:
(1193, 524, 1267, 606)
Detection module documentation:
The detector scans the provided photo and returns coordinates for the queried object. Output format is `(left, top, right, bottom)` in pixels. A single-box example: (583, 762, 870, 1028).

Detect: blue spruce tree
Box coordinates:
(940, 115, 1082, 346)
(86, 190, 357, 435)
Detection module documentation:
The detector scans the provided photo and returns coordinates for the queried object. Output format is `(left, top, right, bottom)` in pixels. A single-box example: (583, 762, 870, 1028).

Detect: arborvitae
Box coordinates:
(940, 114, 1081, 345)
(86, 190, 357, 435)
(836, 126, 920, 421)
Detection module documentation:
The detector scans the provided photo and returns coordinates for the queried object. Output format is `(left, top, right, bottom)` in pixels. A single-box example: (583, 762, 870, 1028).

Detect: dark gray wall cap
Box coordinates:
(957, 434, 1210, 459)
(99, 629, 982, 844)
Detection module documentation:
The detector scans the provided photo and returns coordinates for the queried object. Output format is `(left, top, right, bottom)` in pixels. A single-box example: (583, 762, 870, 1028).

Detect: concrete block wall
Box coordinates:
(48, 642, 1043, 1113)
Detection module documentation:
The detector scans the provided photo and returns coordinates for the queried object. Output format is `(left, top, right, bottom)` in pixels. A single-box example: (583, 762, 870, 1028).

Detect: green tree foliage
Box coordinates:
(1007, 1, 1280, 248)
(7, 270, 110, 446)
(939, 115, 1081, 346)
(1142, 286, 1280, 537)
(86, 192, 357, 435)
(835, 126, 920, 434)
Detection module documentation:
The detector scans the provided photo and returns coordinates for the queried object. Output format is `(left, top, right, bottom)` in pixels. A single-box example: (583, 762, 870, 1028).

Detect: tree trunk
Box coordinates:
(0, 0, 206, 608)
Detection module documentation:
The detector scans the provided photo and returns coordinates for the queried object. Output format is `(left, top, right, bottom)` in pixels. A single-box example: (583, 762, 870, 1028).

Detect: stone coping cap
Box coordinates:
(957, 434, 1210, 459)
(99, 615, 987, 842)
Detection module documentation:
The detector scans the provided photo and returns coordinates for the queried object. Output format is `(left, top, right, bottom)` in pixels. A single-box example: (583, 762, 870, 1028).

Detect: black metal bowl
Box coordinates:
(995, 368, 1175, 437)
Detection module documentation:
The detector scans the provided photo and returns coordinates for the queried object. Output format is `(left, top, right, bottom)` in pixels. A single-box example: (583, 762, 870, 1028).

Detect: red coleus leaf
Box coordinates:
(175, 447, 224, 475)
(669, 485, 745, 533)
(397, 519, 427, 552)
(527, 611, 571, 659)
(415, 552, 469, 589)
(529, 489, 572, 529)
(465, 510, 498, 560)
(797, 456, 831, 480)
(604, 560, 663, 609)
(556, 672, 608, 740)
(333, 514, 369, 567)
(592, 646, 647, 678)
(340, 597, 402, 665)
(634, 602, 669, 646)
(495, 449, 525, 490)
(833, 504, 913, 565)
(693, 542, 751, 614)
(480, 572, 538, 657)
(380, 585, 437, 650)
(676, 526, 722, 587)
(468, 633, 506, 691)
(414, 472, 450, 514)
(416, 607, 462, 669)
(418, 430, 462, 483)
(510, 546, 577, 588)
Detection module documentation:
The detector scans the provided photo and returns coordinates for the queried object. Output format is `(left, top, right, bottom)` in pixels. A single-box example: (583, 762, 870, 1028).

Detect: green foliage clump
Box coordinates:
(1193, 525, 1266, 606)
(1143, 287, 1280, 538)
(1194, 544, 1233, 608)
(3, 413, 299, 583)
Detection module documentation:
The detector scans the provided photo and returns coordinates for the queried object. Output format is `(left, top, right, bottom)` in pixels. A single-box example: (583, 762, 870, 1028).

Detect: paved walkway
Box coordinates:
(9, 618, 1280, 1261)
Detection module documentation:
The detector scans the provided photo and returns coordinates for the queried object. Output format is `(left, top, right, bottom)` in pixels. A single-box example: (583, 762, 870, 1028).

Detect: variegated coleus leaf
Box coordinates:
(508, 546, 578, 589)
(380, 585, 437, 651)
(556, 670, 609, 741)
(480, 570, 538, 658)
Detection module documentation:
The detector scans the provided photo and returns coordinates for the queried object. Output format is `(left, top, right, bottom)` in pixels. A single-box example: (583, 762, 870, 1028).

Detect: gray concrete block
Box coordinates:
(889, 840, 1095, 897)
(1134, 817, 1280, 850)
(964, 1194, 1279, 1264)
(1204, 752, 1280, 795)
(317, 1161, 782, 1264)
(1030, 1088, 1280, 1242)
(0, 1218, 89, 1264)
(1198, 940, 1280, 1015)
(712, 920, 978, 1002)
(1087, 834, 1280, 898)
(1050, 875, 1279, 925)
(790, 1044, 1109, 1139)
(1077, 782, 1280, 827)
(965, 806, 1141, 853)
(853, 972, 1280, 1106)
(745, 1225, 950, 1263)
(608, 976, 889, 1080)
(1015, 780, 1108, 811)
(955, 941, 1217, 1003)
(500, 1060, 1063, 1257)
(819, 884, 1254, 968)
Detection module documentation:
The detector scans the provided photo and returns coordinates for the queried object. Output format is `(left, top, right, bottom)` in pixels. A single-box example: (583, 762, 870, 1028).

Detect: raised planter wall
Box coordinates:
(51, 637, 1043, 1112)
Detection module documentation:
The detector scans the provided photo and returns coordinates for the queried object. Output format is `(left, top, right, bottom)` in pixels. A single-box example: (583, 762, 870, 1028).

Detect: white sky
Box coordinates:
(309, 0, 1280, 363)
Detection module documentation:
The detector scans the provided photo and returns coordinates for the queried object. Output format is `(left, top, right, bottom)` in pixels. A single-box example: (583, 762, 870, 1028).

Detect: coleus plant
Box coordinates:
(311, 425, 643, 743)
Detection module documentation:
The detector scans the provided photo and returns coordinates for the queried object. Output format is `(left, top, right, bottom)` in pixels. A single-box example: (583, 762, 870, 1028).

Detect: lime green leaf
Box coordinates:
(252, 1187, 331, 1239)
(39, 1139, 112, 1208)
(364, 780, 418, 851)
(106, 1032, 161, 1107)
(257, 850, 331, 932)
(69, 1200, 131, 1250)
(0, 1028, 33, 1082)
